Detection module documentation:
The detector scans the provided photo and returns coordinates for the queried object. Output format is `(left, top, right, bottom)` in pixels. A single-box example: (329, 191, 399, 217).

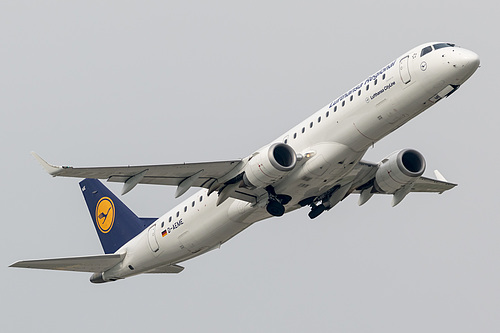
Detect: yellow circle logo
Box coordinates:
(96, 197, 115, 233)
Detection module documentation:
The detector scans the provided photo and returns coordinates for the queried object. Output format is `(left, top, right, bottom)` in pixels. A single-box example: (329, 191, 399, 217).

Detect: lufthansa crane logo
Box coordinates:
(96, 197, 115, 233)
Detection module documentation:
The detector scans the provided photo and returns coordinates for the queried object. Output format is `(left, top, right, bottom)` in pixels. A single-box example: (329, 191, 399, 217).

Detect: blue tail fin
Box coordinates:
(79, 179, 154, 254)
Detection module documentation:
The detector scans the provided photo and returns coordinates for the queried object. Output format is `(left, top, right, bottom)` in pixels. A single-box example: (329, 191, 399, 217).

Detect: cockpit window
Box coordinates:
(421, 43, 456, 57)
(433, 43, 455, 50)
(421, 46, 433, 57)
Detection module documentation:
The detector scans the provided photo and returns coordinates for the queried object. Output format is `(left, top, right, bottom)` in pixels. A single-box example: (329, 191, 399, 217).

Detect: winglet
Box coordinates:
(434, 170, 448, 182)
(31, 151, 64, 176)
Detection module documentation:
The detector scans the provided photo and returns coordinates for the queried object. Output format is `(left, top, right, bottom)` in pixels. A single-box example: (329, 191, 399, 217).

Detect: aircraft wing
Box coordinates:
(9, 253, 125, 273)
(410, 176, 457, 193)
(343, 160, 457, 207)
(350, 160, 457, 194)
(32, 152, 243, 196)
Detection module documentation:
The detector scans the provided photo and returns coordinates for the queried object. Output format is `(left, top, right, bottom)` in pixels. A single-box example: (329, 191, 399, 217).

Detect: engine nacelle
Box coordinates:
(243, 143, 297, 188)
(374, 149, 426, 193)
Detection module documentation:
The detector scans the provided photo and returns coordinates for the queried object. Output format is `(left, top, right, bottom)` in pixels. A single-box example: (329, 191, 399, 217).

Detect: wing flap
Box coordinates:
(9, 253, 125, 273)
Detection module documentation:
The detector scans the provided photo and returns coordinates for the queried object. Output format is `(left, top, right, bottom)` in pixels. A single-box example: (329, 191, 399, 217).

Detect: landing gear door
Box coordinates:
(399, 56, 411, 84)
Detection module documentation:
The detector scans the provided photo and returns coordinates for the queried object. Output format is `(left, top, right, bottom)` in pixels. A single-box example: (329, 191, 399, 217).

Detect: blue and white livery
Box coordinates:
(11, 43, 480, 283)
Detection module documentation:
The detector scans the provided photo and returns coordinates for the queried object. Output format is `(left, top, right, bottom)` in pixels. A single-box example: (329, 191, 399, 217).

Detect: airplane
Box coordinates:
(10, 42, 480, 283)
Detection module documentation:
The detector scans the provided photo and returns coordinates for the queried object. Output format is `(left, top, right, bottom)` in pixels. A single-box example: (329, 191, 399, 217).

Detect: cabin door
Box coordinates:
(148, 225, 159, 253)
(399, 56, 411, 84)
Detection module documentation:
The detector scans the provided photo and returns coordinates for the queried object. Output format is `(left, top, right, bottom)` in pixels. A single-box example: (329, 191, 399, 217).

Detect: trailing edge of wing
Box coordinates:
(31, 152, 242, 190)
(9, 253, 125, 273)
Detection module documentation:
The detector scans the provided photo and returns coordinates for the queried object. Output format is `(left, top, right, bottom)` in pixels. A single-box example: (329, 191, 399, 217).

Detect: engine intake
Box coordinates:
(243, 143, 297, 188)
(374, 149, 426, 194)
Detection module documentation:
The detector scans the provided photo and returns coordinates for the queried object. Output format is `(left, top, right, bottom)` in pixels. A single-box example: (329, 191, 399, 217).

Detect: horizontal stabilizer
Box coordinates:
(9, 253, 125, 273)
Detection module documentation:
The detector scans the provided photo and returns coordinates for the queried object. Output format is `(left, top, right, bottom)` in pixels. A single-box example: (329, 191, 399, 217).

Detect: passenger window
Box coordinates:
(184, 206, 187, 212)
(293, 133, 297, 139)
(382, 74, 386, 80)
(192, 201, 195, 207)
(326, 111, 329, 117)
(421, 46, 432, 57)
(358, 90, 361, 96)
(366, 84, 369, 91)
(176, 211, 179, 217)
(169, 216, 172, 222)
(318, 116, 321, 123)
(302, 127, 305, 133)
(342, 101, 345, 107)
(334, 106, 337, 112)
(161, 221, 164, 228)
(200, 196, 203, 202)
(310, 122, 313, 128)
(350, 95, 353, 101)
(374, 79, 378, 86)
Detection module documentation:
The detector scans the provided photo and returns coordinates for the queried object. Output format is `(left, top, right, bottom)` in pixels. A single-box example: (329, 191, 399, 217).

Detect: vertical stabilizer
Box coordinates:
(80, 179, 151, 254)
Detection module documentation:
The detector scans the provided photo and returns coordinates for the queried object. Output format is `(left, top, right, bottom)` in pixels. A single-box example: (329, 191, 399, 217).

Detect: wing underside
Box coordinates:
(350, 160, 457, 194)
(410, 176, 457, 193)
(32, 152, 245, 196)
(32, 153, 456, 209)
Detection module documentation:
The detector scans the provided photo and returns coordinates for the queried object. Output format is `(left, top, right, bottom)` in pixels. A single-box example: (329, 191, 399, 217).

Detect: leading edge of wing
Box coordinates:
(31, 152, 242, 188)
(9, 253, 125, 273)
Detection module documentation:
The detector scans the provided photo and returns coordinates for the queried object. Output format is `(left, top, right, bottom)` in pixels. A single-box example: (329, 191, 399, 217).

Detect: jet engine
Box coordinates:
(374, 149, 426, 193)
(243, 143, 297, 188)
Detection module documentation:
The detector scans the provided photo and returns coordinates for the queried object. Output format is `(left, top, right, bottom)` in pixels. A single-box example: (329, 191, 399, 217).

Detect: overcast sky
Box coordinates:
(2, 1, 498, 332)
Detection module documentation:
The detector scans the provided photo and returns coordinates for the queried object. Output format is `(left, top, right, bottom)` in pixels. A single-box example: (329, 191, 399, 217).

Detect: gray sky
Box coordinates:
(2, 1, 498, 332)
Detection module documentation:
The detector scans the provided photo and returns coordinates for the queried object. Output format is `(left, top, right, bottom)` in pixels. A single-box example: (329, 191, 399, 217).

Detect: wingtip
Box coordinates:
(9, 260, 26, 268)
(31, 151, 63, 176)
(433, 170, 448, 182)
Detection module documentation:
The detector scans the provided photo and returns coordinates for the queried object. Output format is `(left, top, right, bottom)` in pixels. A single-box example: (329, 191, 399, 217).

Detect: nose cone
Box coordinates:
(454, 48, 480, 84)
(467, 50, 481, 69)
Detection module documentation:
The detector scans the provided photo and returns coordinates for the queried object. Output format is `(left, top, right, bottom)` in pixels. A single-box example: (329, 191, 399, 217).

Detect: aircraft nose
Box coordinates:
(452, 48, 480, 83)
(467, 50, 480, 73)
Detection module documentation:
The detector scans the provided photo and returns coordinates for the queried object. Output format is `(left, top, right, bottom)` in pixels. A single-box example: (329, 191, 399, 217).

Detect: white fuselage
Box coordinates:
(103, 43, 479, 280)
